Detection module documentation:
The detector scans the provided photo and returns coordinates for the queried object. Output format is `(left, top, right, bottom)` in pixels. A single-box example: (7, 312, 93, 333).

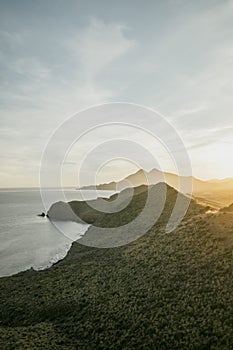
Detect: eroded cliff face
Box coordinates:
(47, 201, 80, 222)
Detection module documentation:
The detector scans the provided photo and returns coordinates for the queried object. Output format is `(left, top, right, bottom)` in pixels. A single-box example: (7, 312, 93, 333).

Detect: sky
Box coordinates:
(1, 0, 233, 187)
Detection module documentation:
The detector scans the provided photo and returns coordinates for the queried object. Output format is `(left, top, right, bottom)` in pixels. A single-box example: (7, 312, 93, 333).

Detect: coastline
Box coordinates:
(0, 186, 233, 348)
(0, 211, 233, 349)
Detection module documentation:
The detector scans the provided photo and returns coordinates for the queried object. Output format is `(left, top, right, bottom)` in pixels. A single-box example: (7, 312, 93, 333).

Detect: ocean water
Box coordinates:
(0, 189, 114, 277)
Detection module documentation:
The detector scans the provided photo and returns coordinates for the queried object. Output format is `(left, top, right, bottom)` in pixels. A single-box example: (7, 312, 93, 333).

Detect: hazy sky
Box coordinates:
(1, 0, 233, 187)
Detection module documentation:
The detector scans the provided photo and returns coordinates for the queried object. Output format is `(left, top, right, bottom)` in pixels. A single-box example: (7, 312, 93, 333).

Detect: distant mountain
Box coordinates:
(2, 183, 233, 348)
(79, 168, 233, 207)
(80, 181, 118, 191)
(78, 169, 178, 191)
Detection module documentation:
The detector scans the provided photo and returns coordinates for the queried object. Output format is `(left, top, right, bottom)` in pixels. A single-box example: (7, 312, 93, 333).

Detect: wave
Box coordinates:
(32, 242, 72, 271)
(32, 220, 90, 271)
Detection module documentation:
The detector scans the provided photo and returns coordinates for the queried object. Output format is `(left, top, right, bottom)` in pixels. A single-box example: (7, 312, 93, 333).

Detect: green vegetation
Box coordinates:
(51, 184, 205, 227)
(0, 185, 233, 349)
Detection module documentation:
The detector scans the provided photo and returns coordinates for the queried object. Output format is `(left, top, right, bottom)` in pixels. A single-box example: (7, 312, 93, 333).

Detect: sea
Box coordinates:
(0, 189, 114, 278)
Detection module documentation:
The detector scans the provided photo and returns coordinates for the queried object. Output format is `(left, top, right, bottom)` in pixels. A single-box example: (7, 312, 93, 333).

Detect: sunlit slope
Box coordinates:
(48, 183, 205, 227)
(0, 187, 233, 348)
(80, 168, 233, 207)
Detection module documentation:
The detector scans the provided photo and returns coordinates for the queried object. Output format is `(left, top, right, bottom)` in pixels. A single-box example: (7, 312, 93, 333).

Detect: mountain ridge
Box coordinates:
(78, 168, 233, 207)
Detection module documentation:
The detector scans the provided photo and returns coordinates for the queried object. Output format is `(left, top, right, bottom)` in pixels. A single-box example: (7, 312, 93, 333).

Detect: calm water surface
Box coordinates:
(0, 189, 113, 277)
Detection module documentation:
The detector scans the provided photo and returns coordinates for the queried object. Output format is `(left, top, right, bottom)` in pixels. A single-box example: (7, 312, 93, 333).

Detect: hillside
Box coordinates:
(79, 168, 233, 207)
(48, 183, 205, 247)
(220, 202, 233, 212)
(0, 185, 233, 348)
(48, 183, 205, 228)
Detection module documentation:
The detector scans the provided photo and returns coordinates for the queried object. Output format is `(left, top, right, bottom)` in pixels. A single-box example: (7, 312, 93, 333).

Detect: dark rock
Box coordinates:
(37, 212, 46, 217)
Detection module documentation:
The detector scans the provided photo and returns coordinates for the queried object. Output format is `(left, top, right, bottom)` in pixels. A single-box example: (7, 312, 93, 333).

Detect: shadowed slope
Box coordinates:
(0, 186, 232, 349)
(80, 168, 233, 207)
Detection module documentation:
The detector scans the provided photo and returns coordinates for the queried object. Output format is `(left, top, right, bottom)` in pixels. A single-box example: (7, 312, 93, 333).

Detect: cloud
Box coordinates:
(185, 125, 233, 152)
(68, 18, 137, 82)
(140, 1, 233, 133)
(9, 57, 51, 80)
(0, 29, 25, 47)
(172, 104, 206, 119)
(0, 17, 138, 186)
(1, 2, 233, 185)
(0, 18, 136, 111)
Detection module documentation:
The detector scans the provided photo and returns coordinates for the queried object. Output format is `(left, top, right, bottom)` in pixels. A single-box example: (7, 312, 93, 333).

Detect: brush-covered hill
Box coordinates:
(48, 183, 205, 247)
(0, 185, 233, 349)
(48, 183, 204, 226)
(80, 168, 233, 207)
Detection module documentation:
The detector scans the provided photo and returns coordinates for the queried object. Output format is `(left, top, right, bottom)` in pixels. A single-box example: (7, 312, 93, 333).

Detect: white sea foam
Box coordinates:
(32, 221, 90, 271)
(0, 189, 110, 277)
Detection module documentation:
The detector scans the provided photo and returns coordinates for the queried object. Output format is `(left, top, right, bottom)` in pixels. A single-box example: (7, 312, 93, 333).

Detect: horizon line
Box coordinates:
(1, 167, 233, 189)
